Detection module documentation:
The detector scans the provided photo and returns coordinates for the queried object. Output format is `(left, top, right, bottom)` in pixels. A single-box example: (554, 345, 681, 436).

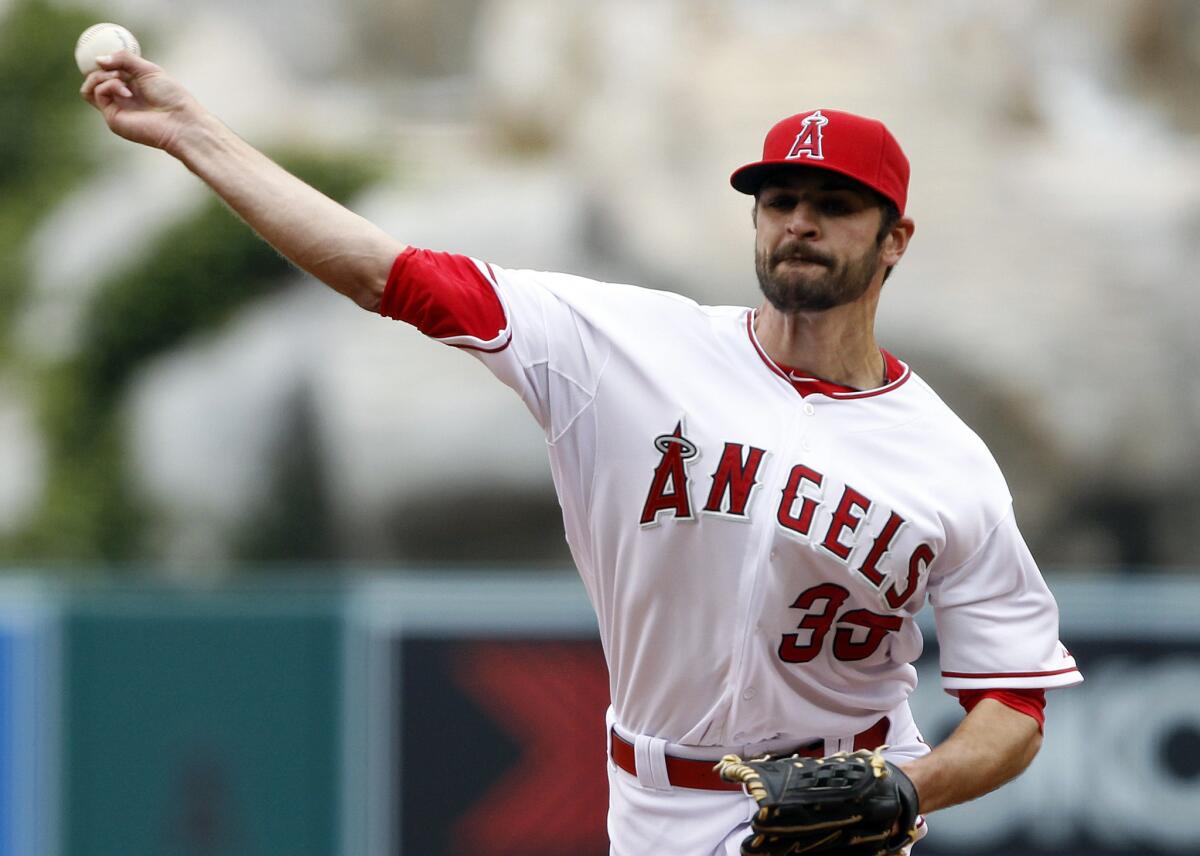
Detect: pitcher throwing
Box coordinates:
(82, 51, 1082, 855)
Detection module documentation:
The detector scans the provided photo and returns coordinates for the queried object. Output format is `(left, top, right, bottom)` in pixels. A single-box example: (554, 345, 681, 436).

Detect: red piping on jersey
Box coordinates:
(451, 335, 512, 353)
(745, 311, 911, 399)
(940, 666, 1079, 679)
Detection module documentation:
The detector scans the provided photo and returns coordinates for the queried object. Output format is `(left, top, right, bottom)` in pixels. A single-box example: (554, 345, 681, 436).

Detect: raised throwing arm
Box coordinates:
(80, 51, 405, 311)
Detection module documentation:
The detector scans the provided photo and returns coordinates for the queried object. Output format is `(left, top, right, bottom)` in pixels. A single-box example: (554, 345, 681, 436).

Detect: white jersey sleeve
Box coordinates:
(928, 506, 1081, 692)
(382, 249, 701, 447)
(467, 263, 613, 444)
(376, 246, 621, 442)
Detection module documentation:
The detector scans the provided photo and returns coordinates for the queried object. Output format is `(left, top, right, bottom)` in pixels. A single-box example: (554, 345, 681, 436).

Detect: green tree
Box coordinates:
(0, 0, 388, 566)
(15, 152, 383, 564)
(0, 0, 101, 351)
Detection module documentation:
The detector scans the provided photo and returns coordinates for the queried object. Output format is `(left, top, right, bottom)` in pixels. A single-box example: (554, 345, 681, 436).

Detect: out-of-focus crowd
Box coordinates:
(4, 0, 1199, 572)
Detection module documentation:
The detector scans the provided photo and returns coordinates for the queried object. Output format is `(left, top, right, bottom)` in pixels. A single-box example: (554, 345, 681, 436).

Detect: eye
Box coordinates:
(819, 197, 853, 216)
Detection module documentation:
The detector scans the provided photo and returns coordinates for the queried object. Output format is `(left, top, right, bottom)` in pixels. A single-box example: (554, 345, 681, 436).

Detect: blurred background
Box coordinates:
(0, 0, 1197, 853)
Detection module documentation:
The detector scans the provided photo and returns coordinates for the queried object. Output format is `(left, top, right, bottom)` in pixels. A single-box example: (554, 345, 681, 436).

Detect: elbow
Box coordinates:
(354, 243, 405, 314)
(348, 255, 394, 314)
(1021, 727, 1043, 770)
(305, 259, 387, 313)
(354, 276, 385, 314)
(1003, 719, 1042, 785)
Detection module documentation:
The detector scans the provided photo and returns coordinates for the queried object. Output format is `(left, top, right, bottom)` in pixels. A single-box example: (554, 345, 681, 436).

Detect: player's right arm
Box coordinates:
(81, 53, 620, 437)
(80, 51, 404, 312)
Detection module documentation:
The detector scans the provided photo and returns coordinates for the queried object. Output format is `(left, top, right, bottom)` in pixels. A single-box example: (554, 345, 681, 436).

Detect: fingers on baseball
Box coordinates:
(80, 69, 128, 100)
(96, 50, 160, 76)
(89, 77, 133, 106)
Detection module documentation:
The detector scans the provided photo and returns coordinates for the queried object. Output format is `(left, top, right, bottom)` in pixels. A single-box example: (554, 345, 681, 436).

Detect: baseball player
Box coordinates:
(83, 53, 1081, 855)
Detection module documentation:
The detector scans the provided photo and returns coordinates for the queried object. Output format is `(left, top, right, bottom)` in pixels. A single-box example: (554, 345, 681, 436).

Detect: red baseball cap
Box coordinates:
(730, 109, 909, 214)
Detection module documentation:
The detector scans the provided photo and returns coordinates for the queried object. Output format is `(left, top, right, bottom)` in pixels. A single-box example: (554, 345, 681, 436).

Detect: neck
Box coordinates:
(753, 291, 884, 390)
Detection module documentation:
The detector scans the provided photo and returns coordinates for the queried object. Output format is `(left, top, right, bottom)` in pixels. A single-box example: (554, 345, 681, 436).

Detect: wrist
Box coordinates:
(165, 106, 225, 163)
(897, 757, 938, 813)
(886, 759, 921, 847)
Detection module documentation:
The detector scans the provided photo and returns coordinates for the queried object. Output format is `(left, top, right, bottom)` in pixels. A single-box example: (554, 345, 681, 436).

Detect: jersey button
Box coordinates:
(803, 403, 816, 416)
(742, 687, 757, 700)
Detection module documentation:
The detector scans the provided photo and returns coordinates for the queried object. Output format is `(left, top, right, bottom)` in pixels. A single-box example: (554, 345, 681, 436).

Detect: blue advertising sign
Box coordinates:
(0, 581, 57, 856)
(0, 631, 12, 856)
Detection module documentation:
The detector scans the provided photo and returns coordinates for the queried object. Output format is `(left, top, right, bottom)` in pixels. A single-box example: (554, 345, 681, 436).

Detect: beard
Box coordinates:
(755, 239, 882, 313)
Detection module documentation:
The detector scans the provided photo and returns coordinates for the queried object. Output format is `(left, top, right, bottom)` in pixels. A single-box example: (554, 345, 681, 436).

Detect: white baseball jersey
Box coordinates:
(382, 247, 1082, 749)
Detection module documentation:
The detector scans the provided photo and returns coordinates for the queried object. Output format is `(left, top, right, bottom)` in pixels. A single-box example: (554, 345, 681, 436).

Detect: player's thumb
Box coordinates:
(96, 50, 161, 77)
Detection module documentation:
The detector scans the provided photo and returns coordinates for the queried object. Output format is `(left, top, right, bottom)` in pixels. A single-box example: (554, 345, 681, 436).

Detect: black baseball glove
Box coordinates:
(715, 748, 920, 855)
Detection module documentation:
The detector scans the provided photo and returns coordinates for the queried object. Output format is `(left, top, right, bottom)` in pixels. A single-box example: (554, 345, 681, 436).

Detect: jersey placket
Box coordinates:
(722, 388, 818, 745)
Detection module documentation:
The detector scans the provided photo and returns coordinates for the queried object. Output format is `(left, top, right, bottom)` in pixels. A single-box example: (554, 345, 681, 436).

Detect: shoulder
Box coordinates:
(903, 371, 1004, 473)
(910, 371, 1023, 564)
(491, 264, 748, 332)
(494, 266, 695, 307)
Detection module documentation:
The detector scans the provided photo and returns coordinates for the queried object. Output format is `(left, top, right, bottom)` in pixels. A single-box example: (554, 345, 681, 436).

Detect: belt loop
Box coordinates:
(824, 736, 852, 756)
(633, 734, 671, 791)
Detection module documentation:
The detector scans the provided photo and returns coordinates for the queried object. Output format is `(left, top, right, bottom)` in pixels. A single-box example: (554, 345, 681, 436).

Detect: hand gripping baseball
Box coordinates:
(80, 51, 202, 153)
(716, 749, 920, 855)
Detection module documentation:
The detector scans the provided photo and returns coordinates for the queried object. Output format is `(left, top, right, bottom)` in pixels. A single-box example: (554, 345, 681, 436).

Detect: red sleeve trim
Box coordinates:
(958, 688, 1046, 732)
(378, 247, 509, 348)
(941, 666, 1078, 679)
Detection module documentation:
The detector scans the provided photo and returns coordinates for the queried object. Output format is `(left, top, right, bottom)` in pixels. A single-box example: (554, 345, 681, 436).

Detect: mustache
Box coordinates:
(769, 243, 834, 268)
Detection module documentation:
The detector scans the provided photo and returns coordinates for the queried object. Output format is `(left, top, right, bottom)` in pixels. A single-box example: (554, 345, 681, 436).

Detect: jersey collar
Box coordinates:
(745, 311, 911, 399)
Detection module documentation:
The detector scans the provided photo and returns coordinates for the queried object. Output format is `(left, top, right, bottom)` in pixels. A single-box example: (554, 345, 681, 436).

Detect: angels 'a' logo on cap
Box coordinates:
(786, 110, 828, 161)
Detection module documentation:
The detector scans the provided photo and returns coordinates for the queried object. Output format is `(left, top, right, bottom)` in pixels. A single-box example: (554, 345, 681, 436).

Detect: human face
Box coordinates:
(753, 171, 888, 313)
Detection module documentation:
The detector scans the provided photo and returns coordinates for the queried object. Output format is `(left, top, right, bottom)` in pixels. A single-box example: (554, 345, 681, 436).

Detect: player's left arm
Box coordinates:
(915, 502, 1080, 815)
(897, 697, 1041, 814)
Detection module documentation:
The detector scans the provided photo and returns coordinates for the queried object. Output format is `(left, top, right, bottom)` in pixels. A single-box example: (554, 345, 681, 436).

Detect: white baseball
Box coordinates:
(75, 23, 141, 75)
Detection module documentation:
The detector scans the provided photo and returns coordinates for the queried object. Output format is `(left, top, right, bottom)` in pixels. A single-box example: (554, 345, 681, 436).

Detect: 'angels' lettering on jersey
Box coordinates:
(639, 422, 935, 618)
(704, 442, 769, 519)
(639, 421, 700, 525)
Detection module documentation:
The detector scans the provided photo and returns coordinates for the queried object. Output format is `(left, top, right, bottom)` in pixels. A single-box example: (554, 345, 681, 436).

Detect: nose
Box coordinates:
(785, 200, 820, 240)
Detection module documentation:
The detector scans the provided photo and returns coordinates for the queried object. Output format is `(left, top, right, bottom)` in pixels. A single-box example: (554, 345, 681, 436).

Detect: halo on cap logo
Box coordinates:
(786, 110, 828, 161)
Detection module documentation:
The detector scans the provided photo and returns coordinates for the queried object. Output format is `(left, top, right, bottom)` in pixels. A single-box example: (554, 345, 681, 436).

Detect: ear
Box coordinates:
(880, 217, 915, 267)
(751, 200, 758, 228)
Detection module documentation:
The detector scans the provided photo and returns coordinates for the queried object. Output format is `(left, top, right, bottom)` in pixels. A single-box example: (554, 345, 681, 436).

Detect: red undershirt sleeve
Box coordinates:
(957, 687, 1046, 733)
(377, 247, 508, 345)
